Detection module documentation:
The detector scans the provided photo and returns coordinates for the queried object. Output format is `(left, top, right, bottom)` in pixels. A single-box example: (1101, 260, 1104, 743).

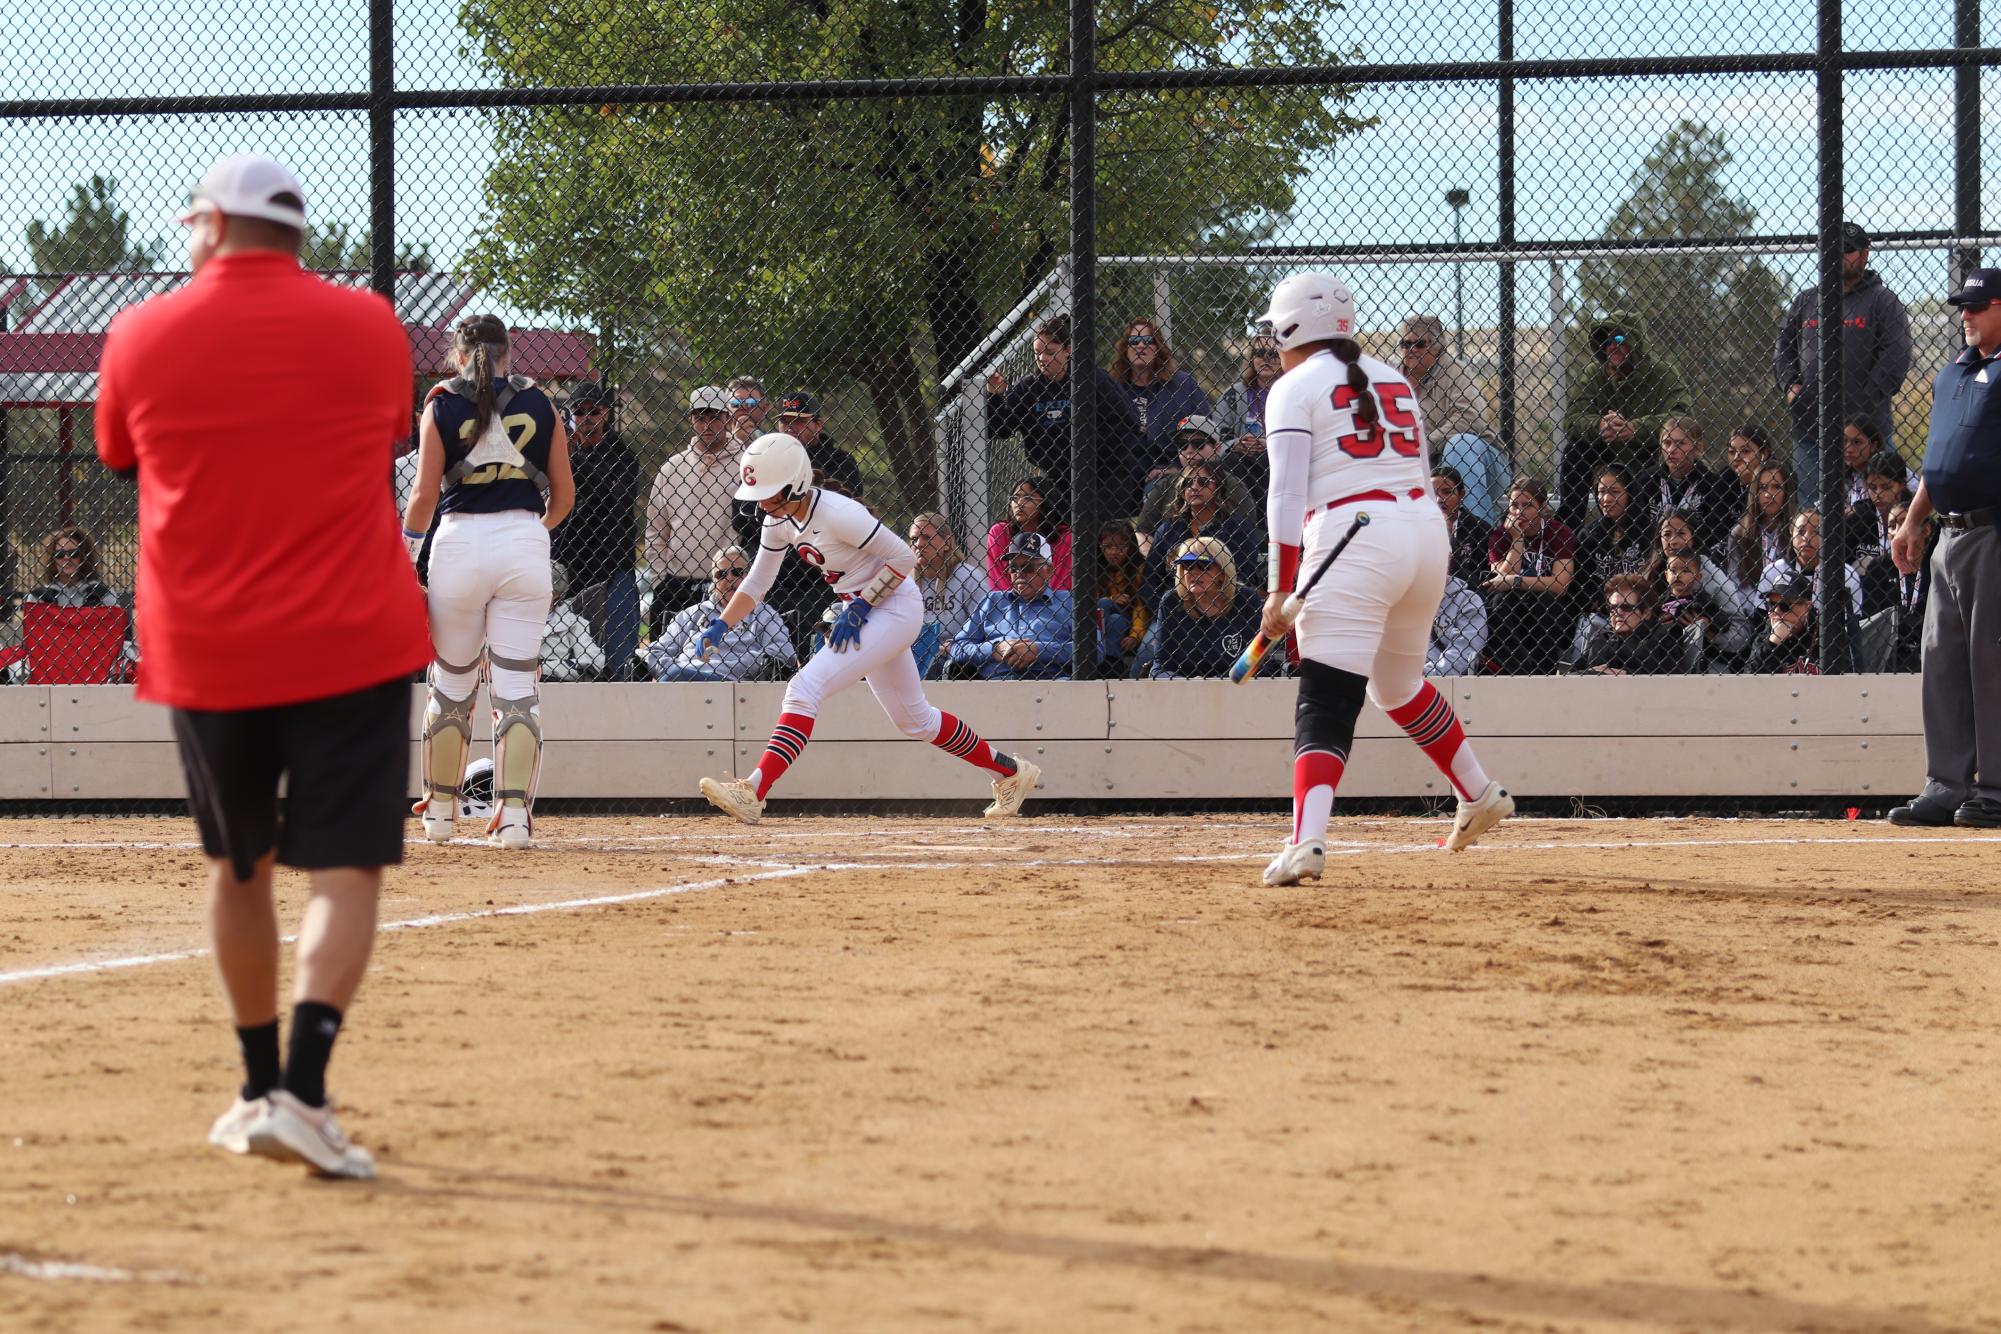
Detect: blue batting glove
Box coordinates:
(828, 599, 871, 653)
(699, 616, 729, 661)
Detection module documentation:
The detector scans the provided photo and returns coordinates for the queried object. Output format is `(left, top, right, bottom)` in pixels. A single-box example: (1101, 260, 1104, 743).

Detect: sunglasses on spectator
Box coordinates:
(575, 404, 608, 415)
(1602, 333, 1627, 345)
(54, 547, 84, 559)
(1398, 338, 1432, 350)
(729, 395, 762, 408)
(1182, 477, 1215, 489)
(1126, 334, 1156, 347)
(714, 566, 748, 578)
(1250, 347, 1279, 360)
(1774, 598, 1812, 612)
(1180, 558, 1219, 569)
(1608, 601, 1642, 614)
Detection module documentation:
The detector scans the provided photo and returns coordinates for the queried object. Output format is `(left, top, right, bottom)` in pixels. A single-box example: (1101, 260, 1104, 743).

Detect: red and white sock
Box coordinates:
(1292, 748, 1346, 845)
(750, 711, 815, 798)
(1384, 682, 1488, 802)
(931, 712, 1016, 776)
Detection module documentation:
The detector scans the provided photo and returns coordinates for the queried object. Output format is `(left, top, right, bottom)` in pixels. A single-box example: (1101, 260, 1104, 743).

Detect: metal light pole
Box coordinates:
(1446, 188, 1470, 357)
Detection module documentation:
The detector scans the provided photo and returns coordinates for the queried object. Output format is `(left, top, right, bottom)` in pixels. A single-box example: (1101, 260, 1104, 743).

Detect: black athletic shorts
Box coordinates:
(171, 676, 410, 882)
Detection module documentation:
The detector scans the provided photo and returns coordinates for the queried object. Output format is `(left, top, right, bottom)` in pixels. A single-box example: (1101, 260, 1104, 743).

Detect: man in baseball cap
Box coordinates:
(179, 153, 310, 231)
(777, 389, 864, 497)
(946, 530, 1073, 680)
(688, 384, 729, 414)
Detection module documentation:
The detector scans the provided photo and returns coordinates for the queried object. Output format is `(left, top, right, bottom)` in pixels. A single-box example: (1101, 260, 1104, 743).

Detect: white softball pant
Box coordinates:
(779, 581, 940, 739)
(1293, 492, 1449, 713)
(426, 510, 553, 699)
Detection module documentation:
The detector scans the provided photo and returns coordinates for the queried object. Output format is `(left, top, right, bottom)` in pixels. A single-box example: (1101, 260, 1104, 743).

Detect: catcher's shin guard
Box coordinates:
(422, 685, 476, 808)
(490, 691, 544, 825)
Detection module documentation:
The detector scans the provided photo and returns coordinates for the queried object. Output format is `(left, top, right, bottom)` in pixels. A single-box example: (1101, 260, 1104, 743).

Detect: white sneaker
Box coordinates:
(983, 758, 1040, 818)
(244, 1090, 375, 1180)
(490, 808, 532, 849)
(208, 1095, 267, 1155)
(1446, 780, 1514, 852)
(700, 776, 765, 825)
(1263, 841, 1326, 886)
(420, 796, 454, 844)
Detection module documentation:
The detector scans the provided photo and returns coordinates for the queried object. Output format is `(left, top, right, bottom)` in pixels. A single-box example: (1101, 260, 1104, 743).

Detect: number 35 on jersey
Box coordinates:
(1331, 383, 1420, 459)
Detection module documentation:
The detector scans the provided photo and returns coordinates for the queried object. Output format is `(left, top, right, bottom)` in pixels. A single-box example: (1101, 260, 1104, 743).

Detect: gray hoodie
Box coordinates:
(1773, 269, 1912, 440)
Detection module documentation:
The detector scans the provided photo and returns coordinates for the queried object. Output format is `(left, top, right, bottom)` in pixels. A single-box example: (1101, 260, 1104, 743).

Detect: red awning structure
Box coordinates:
(0, 270, 597, 408)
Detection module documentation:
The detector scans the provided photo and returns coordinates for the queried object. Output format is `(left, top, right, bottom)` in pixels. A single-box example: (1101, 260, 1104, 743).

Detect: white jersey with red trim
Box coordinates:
(741, 487, 915, 603)
(1264, 348, 1432, 559)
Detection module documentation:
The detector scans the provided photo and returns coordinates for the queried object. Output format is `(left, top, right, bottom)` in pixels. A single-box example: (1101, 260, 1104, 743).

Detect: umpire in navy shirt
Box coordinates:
(1888, 268, 2001, 828)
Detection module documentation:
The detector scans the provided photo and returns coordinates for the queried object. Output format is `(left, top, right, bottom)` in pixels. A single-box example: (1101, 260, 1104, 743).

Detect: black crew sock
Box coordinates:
(236, 1020, 282, 1101)
(281, 1001, 344, 1108)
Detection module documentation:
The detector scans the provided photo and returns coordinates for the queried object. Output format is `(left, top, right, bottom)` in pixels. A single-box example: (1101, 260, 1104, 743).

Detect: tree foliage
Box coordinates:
(24, 176, 162, 293)
(299, 223, 434, 274)
(456, 0, 1371, 510)
(1577, 120, 1789, 439)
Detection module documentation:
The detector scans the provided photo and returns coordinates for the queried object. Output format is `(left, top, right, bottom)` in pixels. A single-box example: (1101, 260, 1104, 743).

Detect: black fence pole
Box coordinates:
(1815, 0, 1850, 673)
(368, 0, 395, 303)
(1496, 0, 1517, 462)
(1954, 0, 1982, 285)
(1068, 0, 1099, 682)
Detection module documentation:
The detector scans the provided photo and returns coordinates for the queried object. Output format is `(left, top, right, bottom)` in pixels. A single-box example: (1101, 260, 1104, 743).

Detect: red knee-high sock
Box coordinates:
(1293, 749, 1346, 845)
(931, 712, 1016, 776)
(1384, 682, 1487, 802)
(751, 711, 815, 798)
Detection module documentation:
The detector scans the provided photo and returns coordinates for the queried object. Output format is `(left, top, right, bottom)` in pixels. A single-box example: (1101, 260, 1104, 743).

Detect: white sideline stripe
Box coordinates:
(0, 1251, 190, 1284)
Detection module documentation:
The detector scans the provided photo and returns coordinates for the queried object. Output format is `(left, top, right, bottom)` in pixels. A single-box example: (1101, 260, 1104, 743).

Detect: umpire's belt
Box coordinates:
(1938, 506, 2001, 531)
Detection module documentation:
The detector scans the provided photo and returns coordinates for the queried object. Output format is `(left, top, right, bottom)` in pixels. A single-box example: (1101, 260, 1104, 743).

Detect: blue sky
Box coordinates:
(1, 0, 1993, 339)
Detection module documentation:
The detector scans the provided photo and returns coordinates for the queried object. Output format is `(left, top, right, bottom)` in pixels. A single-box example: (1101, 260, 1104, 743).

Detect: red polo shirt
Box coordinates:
(96, 251, 431, 710)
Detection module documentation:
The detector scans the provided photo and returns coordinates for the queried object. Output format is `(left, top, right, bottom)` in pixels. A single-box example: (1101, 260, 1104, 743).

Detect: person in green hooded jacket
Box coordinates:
(1556, 311, 1692, 530)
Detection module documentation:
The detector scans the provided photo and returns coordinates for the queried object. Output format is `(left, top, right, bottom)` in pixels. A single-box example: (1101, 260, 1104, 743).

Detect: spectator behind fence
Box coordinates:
(1557, 312, 1691, 528)
(1745, 571, 1824, 674)
(540, 560, 605, 683)
(1425, 572, 1489, 677)
(1109, 316, 1210, 471)
(1723, 422, 1776, 498)
(1861, 451, 1911, 550)
(645, 545, 795, 683)
(1884, 499, 1929, 671)
(1094, 519, 1150, 672)
(1775, 221, 1912, 490)
(985, 474, 1073, 590)
(951, 532, 1075, 681)
(1211, 328, 1283, 496)
(1148, 536, 1264, 679)
(1642, 508, 1753, 625)
(1141, 459, 1263, 609)
(984, 313, 1145, 512)
(725, 374, 770, 448)
(647, 384, 754, 616)
(1136, 415, 1256, 534)
(1484, 476, 1576, 674)
(907, 511, 986, 679)
(1575, 573, 1682, 675)
(1636, 416, 1738, 551)
(1761, 507, 1865, 620)
(1398, 314, 1505, 524)
(776, 391, 864, 499)
(1431, 464, 1493, 589)
(25, 527, 122, 609)
(1657, 549, 1750, 667)
(1725, 461, 1798, 590)
(1571, 464, 1652, 612)
(1838, 414, 1885, 522)
(551, 380, 640, 674)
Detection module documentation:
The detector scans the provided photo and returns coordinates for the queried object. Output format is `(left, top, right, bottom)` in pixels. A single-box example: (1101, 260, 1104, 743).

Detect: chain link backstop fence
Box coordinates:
(0, 0, 1994, 807)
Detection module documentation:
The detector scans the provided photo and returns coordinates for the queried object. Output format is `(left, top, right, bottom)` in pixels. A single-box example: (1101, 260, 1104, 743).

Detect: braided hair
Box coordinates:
(1328, 337, 1380, 431)
(452, 314, 509, 444)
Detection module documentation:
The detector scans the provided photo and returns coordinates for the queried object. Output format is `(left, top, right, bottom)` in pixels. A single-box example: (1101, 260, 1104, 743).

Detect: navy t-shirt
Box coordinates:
(431, 377, 557, 517)
(1922, 347, 2001, 514)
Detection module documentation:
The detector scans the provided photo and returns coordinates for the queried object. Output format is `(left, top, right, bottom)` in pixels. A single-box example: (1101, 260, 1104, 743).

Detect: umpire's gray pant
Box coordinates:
(1920, 523, 2001, 802)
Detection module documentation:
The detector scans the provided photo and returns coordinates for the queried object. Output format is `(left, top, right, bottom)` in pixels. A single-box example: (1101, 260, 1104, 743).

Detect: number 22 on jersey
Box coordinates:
(1330, 383, 1420, 459)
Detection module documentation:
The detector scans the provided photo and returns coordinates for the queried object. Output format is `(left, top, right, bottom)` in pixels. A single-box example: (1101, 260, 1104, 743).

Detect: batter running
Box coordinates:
(1258, 272, 1513, 886)
(698, 432, 1039, 822)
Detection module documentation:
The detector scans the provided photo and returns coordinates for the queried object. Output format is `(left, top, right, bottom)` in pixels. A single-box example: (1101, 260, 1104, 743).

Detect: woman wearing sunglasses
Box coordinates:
(1212, 331, 1286, 496)
(25, 527, 121, 609)
(1107, 317, 1210, 475)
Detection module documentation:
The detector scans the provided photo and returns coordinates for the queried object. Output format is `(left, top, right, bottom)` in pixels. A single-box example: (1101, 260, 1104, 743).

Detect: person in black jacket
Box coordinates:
(1744, 572, 1825, 674)
(1571, 463, 1652, 611)
(1431, 464, 1492, 589)
(1634, 416, 1738, 551)
(1147, 536, 1266, 679)
(776, 391, 865, 499)
(1574, 573, 1683, 675)
(552, 381, 641, 676)
(985, 313, 1147, 517)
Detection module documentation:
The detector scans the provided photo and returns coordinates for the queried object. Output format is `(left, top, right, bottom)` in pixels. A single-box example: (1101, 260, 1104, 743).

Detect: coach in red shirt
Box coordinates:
(96, 154, 428, 1180)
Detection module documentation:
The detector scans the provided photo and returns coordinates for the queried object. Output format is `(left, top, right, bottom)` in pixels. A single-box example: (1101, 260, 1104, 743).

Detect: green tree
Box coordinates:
(457, 0, 1370, 511)
(24, 176, 162, 292)
(299, 222, 435, 274)
(1577, 120, 1790, 441)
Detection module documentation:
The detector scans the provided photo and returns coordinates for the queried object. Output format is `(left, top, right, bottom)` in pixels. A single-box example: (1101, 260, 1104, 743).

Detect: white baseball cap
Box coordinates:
(178, 154, 308, 229)
(689, 384, 729, 413)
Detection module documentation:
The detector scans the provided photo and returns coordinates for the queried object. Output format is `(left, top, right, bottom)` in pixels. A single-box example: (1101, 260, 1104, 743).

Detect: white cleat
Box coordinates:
(244, 1090, 375, 1180)
(208, 1095, 268, 1156)
(700, 776, 765, 825)
(420, 797, 455, 844)
(1445, 780, 1514, 852)
(983, 758, 1041, 819)
(1263, 841, 1326, 886)
(490, 810, 532, 849)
